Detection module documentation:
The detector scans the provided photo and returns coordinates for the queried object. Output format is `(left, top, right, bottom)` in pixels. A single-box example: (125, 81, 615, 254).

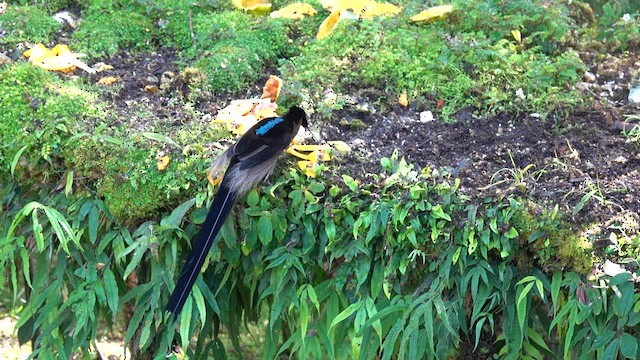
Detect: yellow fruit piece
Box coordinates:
(360, 1, 401, 19)
(288, 144, 331, 161)
(261, 75, 282, 102)
(145, 85, 159, 93)
(297, 160, 317, 177)
(317, 10, 343, 39)
(208, 171, 223, 186)
(157, 155, 171, 171)
(321, 0, 399, 18)
(327, 140, 351, 152)
(321, 0, 366, 12)
(398, 92, 408, 107)
(97, 76, 118, 86)
(214, 98, 278, 135)
(410, 5, 454, 22)
(24, 43, 95, 73)
(232, 0, 272, 14)
(94, 63, 114, 72)
(270, 2, 317, 19)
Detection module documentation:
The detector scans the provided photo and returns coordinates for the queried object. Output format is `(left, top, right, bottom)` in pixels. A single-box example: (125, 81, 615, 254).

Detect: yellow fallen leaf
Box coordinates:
(0, 2, 6, 14)
(398, 92, 408, 107)
(97, 76, 118, 86)
(232, 0, 272, 14)
(410, 5, 454, 22)
(145, 85, 159, 93)
(261, 75, 282, 102)
(270, 2, 317, 19)
(157, 155, 171, 171)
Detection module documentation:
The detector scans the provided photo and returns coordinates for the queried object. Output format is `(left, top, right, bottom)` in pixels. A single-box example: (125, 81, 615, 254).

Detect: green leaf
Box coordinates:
(31, 210, 44, 251)
(180, 297, 193, 351)
(306, 285, 320, 312)
(88, 205, 99, 244)
(308, 182, 325, 194)
(123, 243, 147, 280)
(371, 262, 383, 299)
(192, 285, 207, 327)
(247, 190, 259, 206)
(329, 302, 362, 331)
(551, 272, 562, 315)
(125, 302, 147, 346)
(162, 198, 196, 227)
(474, 317, 486, 351)
(65, 171, 74, 196)
(505, 227, 519, 239)
(364, 297, 382, 346)
(103, 269, 119, 317)
(526, 327, 551, 353)
(342, 175, 359, 192)
(140, 132, 181, 148)
(517, 283, 534, 332)
(593, 330, 616, 349)
(431, 204, 451, 221)
(620, 333, 638, 359)
(258, 213, 273, 245)
(602, 338, 619, 360)
(300, 300, 309, 344)
(10, 145, 28, 177)
(382, 320, 404, 360)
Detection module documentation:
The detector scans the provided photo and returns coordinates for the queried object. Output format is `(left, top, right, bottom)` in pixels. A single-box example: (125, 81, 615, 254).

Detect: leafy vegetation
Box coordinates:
(1, 0, 639, 359)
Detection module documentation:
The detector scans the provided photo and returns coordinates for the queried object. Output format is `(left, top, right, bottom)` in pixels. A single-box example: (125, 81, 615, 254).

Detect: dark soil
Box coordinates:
(324, 105, 640, 221)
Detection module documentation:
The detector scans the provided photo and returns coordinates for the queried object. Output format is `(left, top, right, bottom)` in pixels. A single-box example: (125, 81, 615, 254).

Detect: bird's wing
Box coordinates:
(232, 127, 294, 170)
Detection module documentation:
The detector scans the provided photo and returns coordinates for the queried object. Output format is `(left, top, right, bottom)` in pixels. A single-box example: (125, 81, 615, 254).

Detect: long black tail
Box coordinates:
(166, 180, 238, 316)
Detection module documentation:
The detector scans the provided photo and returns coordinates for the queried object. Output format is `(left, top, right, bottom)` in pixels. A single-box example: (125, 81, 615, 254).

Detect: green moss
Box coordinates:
(95, 148, 170, 221)
(0, 5, 60, 46)
(0, 63, 101, 179)
(281, 1, 586, 118)
(9, 0, 78, 13)
(181, 11, 291, 94)
(71, 11, 155, 57)
(515, 204, 594, 273)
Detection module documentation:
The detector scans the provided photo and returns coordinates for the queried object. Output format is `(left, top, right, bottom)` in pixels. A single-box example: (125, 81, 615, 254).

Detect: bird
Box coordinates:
(166, 106, 308, 316)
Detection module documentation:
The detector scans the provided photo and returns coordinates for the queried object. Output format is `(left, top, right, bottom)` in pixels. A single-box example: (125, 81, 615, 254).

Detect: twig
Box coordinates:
(188, 10, 197, 52)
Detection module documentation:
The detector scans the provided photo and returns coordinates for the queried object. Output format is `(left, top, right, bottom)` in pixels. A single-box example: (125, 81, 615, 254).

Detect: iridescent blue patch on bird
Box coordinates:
(255, 117, 284, 136)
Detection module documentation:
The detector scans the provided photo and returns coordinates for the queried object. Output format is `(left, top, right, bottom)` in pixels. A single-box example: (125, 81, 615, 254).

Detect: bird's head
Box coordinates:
(286, 106, 308, 128)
